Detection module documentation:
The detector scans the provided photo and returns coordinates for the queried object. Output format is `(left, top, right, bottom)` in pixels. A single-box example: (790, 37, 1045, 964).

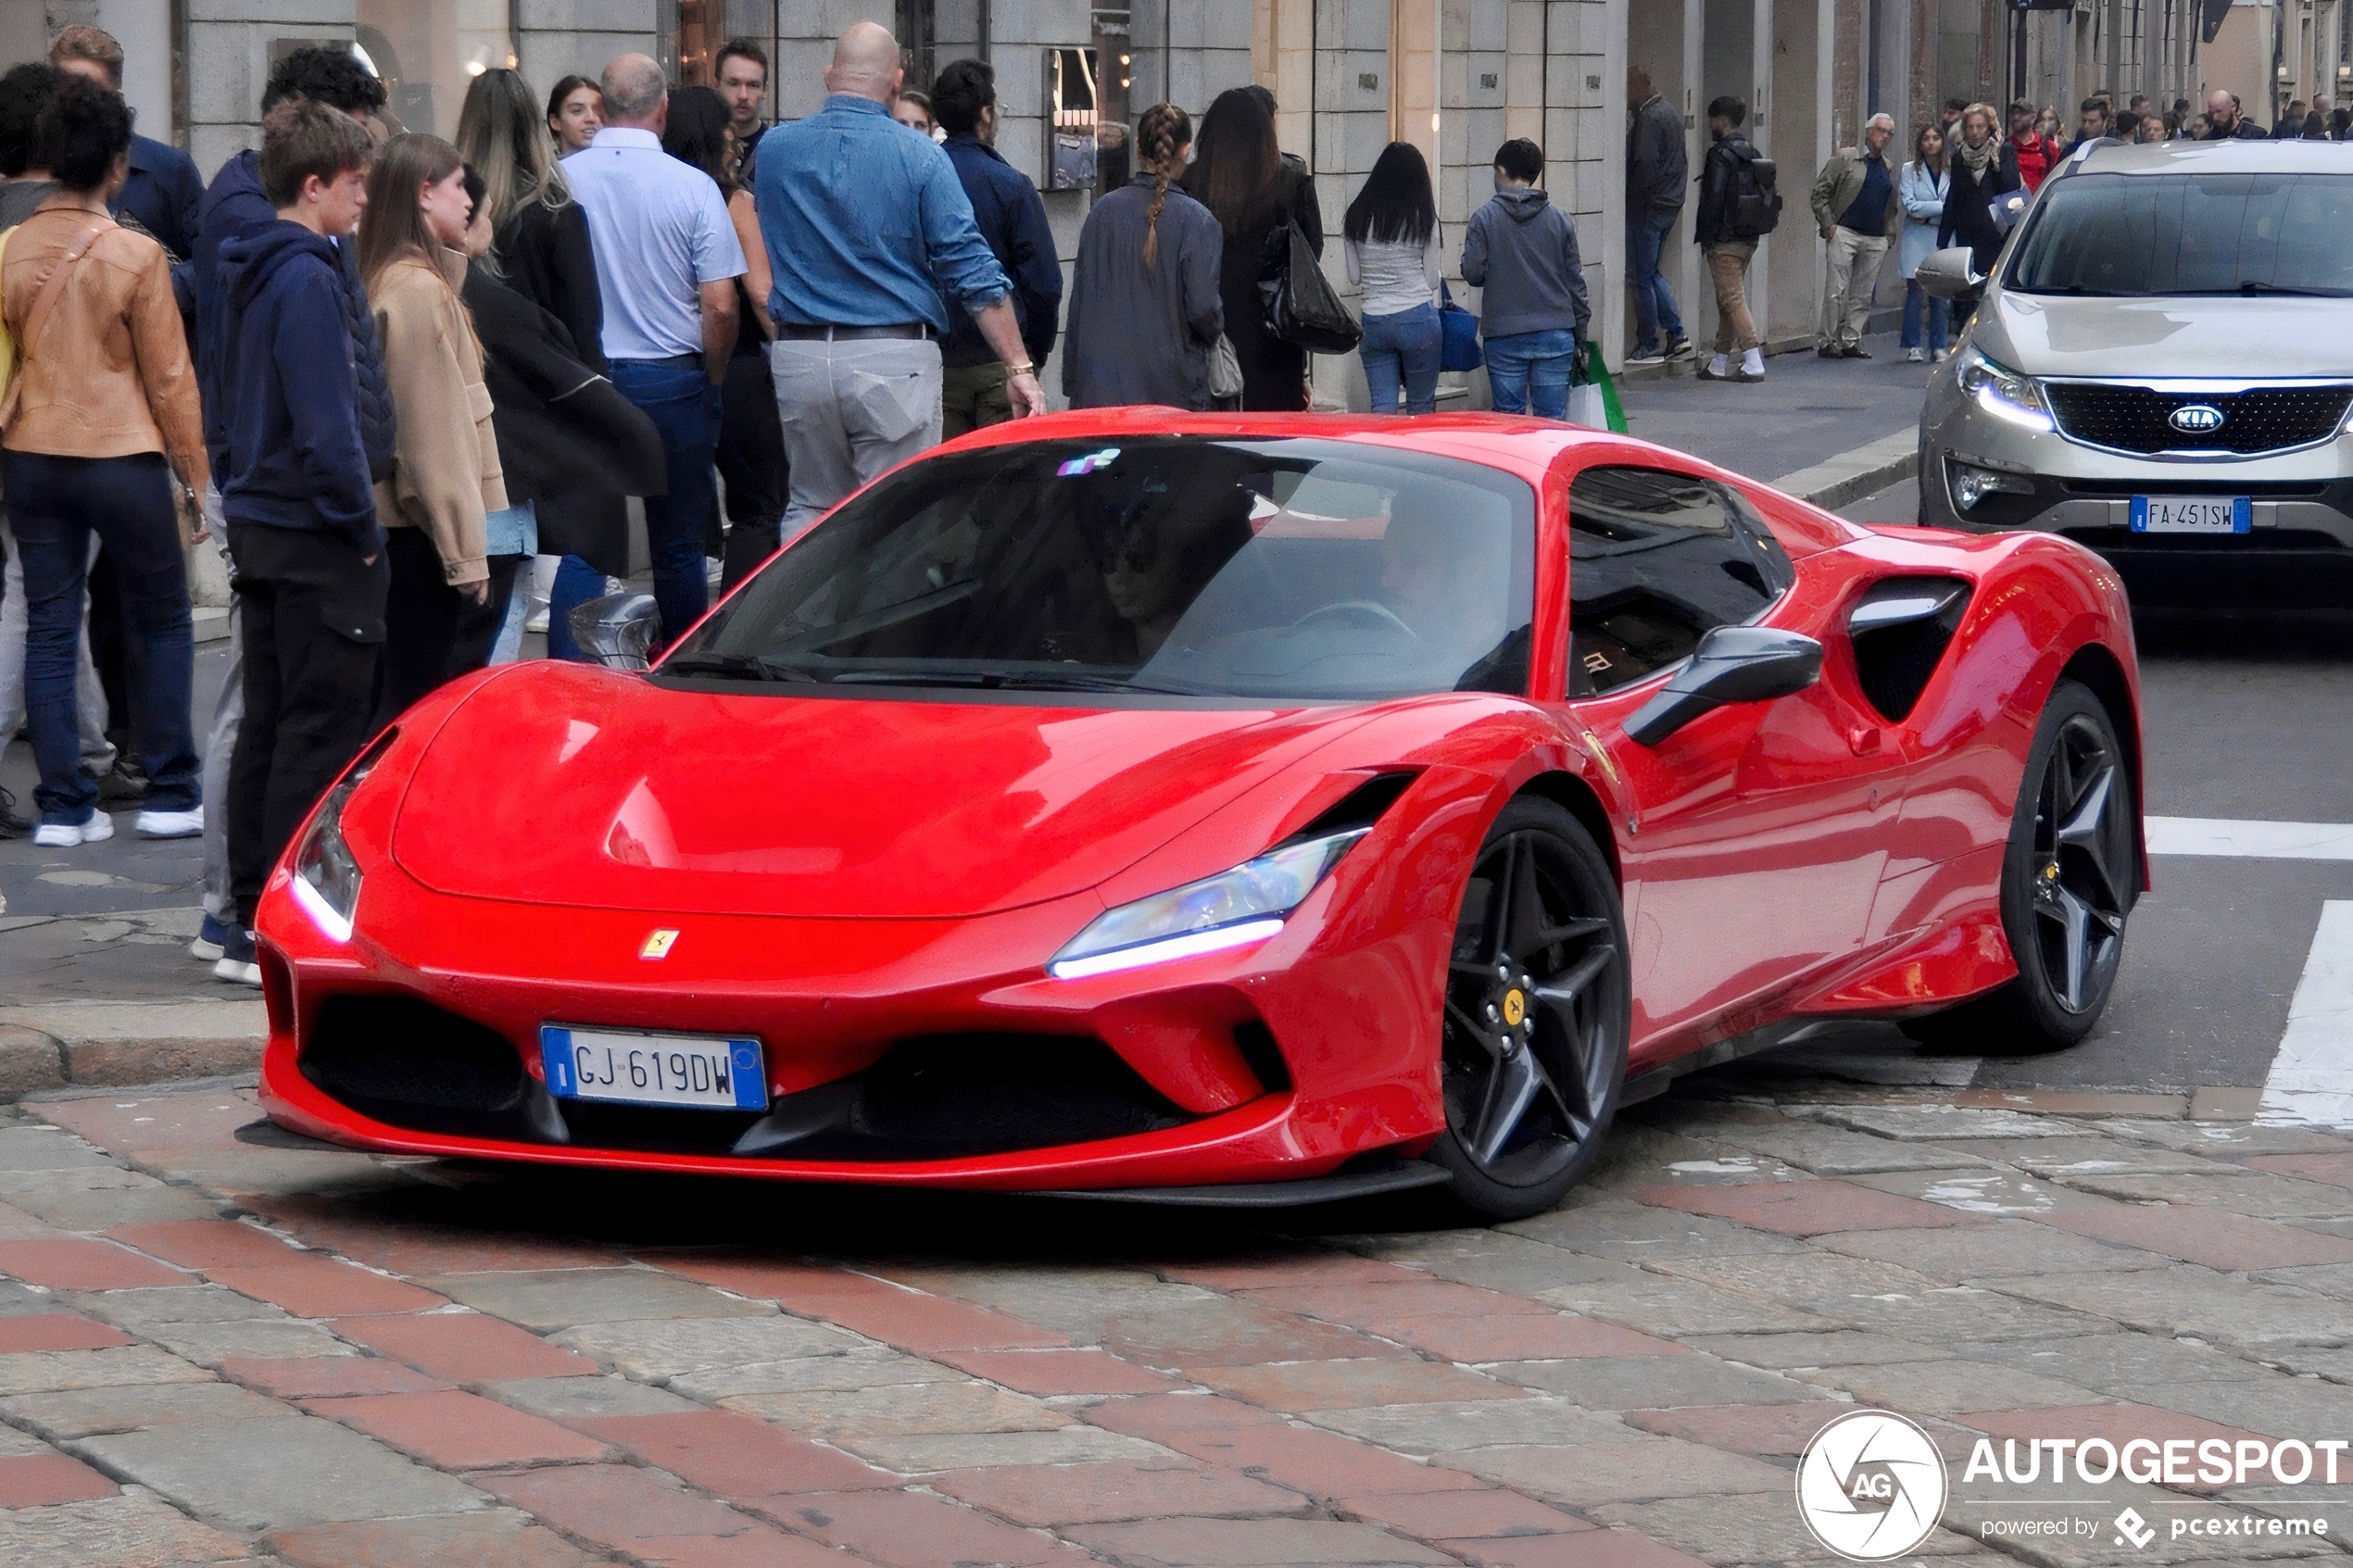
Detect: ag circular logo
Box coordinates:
(2169, 403, 2225, 433)
(1795, 1410, 1949, 1561)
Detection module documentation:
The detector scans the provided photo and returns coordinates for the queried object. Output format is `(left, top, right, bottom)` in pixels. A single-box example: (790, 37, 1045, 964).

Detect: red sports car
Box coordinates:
(258, 411, 2144, 1220)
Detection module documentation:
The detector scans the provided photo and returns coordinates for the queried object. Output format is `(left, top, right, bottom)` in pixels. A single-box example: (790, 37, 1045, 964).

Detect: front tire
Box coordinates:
(1430, 797, 1632, 1222)
(1903, 679, 2136, 1051)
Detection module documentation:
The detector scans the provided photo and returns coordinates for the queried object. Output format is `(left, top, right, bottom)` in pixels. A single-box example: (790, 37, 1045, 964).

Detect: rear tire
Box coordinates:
(1429, 798, 1631, 1222)
(1900, 679, 2136, 1052)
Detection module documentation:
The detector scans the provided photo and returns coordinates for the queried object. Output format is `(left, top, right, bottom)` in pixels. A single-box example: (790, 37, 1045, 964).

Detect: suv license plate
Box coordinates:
(2132, 495, 2249, 534)
(540, 1027, 768, 1110)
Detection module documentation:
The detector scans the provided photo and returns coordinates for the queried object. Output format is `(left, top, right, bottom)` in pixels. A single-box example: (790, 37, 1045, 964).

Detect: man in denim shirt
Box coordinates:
(754, 23, 1043, 534)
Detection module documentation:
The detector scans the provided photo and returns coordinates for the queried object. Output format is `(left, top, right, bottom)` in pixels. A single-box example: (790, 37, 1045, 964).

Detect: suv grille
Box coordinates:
(2044, 382, 2353, 456)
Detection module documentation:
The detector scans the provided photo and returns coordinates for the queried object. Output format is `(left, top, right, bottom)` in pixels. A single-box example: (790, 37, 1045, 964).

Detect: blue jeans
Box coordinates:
(1627, 206, 1686, 352)
(1484, 329, 1579, 420)
(1, 451, 198, 823)
(1902, 279, 1949, 354)
(544, 554, 610, 662)
(610, 358, 722, 651)
(1359, 304, 1443, 414)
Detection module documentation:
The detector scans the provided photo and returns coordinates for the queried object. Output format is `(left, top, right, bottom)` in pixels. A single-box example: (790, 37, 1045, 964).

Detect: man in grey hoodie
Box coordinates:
(1461, 139, 1590, 420)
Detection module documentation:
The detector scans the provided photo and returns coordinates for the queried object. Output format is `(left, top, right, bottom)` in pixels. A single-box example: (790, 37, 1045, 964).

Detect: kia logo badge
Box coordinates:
(2170, 403, 2225, 433)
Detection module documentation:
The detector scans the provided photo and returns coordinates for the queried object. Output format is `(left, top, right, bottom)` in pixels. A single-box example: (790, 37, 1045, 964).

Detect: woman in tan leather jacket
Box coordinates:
(355, 132, 509, 721)
(0, 76, 206, 847)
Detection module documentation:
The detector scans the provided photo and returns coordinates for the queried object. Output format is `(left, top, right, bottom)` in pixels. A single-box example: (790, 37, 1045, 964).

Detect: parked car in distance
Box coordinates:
(1916, 139, 2353, 607)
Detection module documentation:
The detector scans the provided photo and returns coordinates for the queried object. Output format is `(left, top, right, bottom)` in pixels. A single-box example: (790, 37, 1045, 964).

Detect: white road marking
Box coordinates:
(2258, 900, 2353, 1130)
(2146, 817, 2353, 860)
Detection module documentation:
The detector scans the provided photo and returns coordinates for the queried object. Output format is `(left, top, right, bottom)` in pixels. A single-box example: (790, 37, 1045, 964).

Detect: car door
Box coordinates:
(1557, 463, 1907, 1045)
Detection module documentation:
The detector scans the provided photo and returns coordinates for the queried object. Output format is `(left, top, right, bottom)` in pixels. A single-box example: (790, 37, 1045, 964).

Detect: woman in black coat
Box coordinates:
(1939, 103, 2023, 327)
(1183, 88, 1322, 411)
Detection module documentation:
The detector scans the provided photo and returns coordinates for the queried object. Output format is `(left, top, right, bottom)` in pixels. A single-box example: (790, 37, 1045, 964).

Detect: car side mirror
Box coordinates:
(1623, 625, 1824, 746)
(1914, 246, 1983, 300)
(570, 592, 659, 671)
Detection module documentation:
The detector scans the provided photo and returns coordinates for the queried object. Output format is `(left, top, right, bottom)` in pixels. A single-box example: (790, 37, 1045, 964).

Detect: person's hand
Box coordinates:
(1820, 223, 1835, 241)
(459, 579, 490, 607)
(1574, 344, 1592, 379)
(1006, 369, 1047, 418)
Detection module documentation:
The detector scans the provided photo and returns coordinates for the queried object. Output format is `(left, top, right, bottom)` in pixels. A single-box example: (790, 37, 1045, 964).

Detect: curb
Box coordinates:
(0, 1001, 265, 1098)
(1771, 428, 1919, 511)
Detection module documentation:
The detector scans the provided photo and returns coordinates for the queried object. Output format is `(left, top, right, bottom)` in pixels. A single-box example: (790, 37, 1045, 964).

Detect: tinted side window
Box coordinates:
(1567, 466, 1794, 696)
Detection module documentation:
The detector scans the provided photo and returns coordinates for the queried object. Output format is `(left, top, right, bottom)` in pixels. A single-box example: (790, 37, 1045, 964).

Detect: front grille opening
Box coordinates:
(1232, 1022, 1292, 1094)
(2045, 383, 2353, 456)
(300, 995, 533, 1138)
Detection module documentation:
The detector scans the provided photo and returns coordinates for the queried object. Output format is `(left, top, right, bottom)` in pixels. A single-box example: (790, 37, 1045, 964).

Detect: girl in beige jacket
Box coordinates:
(358, 133, 510, 721)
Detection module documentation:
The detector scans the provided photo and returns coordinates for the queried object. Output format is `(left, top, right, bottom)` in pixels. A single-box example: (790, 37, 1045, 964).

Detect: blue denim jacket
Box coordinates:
(753, 95, 1011, 332)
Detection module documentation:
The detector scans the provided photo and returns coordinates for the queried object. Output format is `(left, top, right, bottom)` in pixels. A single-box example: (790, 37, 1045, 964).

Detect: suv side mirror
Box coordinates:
(1623, 625, 1824, 746)
(1914, 246, 1983, 300)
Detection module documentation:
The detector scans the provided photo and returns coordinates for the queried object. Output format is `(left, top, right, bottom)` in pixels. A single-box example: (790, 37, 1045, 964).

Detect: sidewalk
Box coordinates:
(1616, 328, 1931, 510)
(0, 1060, 2344, 1566)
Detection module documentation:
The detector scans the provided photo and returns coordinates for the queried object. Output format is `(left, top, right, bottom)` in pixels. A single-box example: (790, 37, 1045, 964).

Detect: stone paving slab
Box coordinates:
(0, 1084, 2347, 1566)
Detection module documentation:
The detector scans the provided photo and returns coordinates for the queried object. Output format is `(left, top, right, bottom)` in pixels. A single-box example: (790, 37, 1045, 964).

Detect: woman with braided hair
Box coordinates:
(1063, 104, 1224, 409)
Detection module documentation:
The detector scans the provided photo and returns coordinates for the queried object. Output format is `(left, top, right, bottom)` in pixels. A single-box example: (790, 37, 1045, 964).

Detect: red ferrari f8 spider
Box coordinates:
(258, 411, 2145, 1220)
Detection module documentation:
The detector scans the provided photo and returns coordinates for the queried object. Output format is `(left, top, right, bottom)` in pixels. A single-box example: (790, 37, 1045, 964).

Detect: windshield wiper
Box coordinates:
(2233, 281, 2353, 297)
(993, 671, 1223, 696)
(656, 652, 816, 683)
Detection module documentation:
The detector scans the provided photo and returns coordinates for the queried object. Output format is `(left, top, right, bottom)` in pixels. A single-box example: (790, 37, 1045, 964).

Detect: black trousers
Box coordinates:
(226, 522, 388, 926)
(377, 531, 522, 726)
(715, 345, 786, 592)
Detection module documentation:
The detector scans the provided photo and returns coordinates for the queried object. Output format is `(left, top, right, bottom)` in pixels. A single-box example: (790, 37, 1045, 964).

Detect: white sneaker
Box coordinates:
(136, 806, 204, 839)
(1906, 346, 1926, 363)
(525, 608, 550, 633)
(31, 810, 114, 848)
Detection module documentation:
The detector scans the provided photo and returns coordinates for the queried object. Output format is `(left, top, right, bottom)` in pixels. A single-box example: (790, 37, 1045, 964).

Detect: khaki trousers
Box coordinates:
(1704, 241, 1760, 353)
(1819, 226, 1890, 350)
(941, 360, 1014, 440)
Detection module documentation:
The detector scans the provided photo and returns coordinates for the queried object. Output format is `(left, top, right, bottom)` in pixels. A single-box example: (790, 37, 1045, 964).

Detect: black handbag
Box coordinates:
(1260, 220, 1362, 355)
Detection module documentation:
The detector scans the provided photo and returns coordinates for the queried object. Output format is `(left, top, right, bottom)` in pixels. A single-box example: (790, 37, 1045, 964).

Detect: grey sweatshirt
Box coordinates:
(1460, 186, 1591, 343)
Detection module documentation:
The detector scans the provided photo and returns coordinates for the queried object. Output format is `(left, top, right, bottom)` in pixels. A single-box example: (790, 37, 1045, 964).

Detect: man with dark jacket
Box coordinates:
(2197, 89, 2270, 140)
(1461, 139, 1589, 419)
(45, 27, 202, 263)
(1692, 96, 1767, 383)
(930, 59, 1063, 437)
(186, 44, 394, 975)
(1809, 113, 1901, 358)
(211, 102, 384, 986)
(1624, 66, 1691, 366)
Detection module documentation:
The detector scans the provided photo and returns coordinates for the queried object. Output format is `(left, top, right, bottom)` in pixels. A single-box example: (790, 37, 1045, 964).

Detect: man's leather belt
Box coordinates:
(774, 322, 935, 341)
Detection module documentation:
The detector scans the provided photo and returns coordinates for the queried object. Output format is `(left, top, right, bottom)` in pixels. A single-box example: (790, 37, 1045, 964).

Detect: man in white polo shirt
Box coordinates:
(563, 54, 745, 648)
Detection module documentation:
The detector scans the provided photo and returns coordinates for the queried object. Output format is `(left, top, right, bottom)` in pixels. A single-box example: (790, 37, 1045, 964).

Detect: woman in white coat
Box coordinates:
(1898, 123, 1951, 363)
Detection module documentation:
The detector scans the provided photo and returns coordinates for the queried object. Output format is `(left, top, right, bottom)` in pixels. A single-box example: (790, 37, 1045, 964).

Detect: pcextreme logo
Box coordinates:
(1796, 1410, 1950, 1562)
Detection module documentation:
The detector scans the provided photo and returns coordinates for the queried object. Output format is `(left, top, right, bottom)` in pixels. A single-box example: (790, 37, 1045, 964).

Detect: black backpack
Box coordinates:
(1727, 145, 1783, 239)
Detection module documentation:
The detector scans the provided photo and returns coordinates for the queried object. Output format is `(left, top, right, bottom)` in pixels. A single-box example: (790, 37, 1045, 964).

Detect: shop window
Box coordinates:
(354, 0, 513, 138)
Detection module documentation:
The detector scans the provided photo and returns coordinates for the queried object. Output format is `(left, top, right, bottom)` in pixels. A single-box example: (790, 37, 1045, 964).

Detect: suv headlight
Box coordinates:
(288, 729, 396, 943)
(1956, 345, 2054, 433)
(1049, 829, 1368, 980)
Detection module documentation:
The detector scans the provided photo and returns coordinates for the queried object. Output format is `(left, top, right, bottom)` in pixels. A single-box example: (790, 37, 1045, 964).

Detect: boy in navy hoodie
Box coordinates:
(212, 100, 383, 985)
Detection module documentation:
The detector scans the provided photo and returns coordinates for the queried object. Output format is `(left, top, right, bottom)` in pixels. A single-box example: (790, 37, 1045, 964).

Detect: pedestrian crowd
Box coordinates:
(0, 19, 1611, 986)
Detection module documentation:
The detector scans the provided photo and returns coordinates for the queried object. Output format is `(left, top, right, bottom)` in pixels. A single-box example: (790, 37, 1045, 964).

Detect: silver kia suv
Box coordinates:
(1916, 140, 2353, 605)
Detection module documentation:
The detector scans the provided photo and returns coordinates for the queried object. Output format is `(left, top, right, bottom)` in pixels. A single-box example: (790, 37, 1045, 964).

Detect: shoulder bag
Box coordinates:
(1438, 280, 1483, 372)
(1261, 220, 1362, 355)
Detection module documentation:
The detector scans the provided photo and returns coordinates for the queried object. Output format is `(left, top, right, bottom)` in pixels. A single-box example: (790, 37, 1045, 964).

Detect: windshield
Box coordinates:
(2007, 171, 2353, 296)
(665, 436, 1538, 702)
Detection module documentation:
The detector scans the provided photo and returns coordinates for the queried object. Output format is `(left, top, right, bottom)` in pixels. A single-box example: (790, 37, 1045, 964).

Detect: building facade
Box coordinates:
(26, 0, 2267, 406)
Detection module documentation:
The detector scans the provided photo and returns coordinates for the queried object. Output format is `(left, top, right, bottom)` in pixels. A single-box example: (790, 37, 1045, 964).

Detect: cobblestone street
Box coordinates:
(0, 1056, 2345, 1568)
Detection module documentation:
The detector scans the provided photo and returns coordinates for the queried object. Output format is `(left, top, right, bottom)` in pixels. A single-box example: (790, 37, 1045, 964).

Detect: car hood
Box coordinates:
(389, 664, 1378, 919)
(1985, 291, 2353, 380)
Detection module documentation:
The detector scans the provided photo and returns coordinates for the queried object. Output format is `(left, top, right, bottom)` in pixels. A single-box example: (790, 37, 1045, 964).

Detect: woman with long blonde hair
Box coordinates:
(357, 133, 510, 718)
(1063, 104, 1223, 408)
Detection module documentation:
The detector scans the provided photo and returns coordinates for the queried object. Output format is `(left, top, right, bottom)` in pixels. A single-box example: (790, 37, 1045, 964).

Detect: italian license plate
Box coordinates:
(539, 1027, 768, 1111)
(2131, 495, 2249, 534)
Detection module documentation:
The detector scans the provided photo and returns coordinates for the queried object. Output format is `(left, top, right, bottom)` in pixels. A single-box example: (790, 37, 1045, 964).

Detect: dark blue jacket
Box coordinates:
(195, 151, 394, 484)
(215, 220, 382, 555)
(939, 134, 1063, 369)
(116, 133, 203, 260)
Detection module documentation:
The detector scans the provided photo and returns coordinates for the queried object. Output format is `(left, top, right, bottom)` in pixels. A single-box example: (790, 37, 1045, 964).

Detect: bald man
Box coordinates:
(564, 53, 747, 648)
(754, 23, 1042, 534)
(2196, 88, 2266, 140)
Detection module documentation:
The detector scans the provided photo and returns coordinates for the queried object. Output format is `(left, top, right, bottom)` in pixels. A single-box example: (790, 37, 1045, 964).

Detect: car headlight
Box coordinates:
(1956, 345, 2054, 433)
(288, 729, 396, 943)
(1049, 828, 1368, 980)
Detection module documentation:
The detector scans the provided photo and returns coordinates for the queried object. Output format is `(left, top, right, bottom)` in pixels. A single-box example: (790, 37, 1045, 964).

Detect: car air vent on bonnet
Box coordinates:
(1846, 578, 1970, 722)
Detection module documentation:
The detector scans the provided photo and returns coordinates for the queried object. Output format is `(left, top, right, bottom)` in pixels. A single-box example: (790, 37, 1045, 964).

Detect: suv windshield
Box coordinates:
(2007, 171, 2353, 296)
(664, 436, 1537, 702)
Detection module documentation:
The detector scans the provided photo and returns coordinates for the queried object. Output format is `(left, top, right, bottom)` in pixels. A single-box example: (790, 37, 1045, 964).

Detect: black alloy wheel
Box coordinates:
(1431, 797, 1631, 1221)
(1905, 679, 2137, 1051)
